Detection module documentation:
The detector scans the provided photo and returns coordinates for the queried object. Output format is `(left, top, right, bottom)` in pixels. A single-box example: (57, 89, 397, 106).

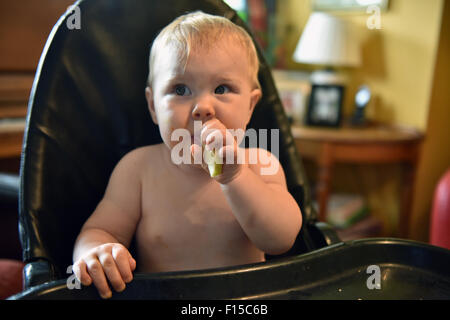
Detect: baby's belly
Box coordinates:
(135, 206, 265, 272)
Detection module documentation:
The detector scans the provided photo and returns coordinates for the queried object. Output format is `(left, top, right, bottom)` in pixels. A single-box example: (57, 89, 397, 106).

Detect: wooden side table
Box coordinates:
(292, 124, 424, 238)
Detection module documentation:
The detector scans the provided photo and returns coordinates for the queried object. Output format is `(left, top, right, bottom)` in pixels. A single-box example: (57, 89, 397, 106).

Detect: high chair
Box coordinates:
(16, 0, 337, 291)
(11, 0, 450, 300)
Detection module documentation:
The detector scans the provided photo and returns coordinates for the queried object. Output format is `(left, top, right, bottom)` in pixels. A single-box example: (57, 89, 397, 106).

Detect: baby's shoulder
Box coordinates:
(124, 144, 162, 160)
(117, 144, 165, 172)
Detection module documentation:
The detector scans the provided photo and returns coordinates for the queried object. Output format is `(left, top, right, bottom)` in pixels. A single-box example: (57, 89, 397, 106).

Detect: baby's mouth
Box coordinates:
(192, 134, 201, 146)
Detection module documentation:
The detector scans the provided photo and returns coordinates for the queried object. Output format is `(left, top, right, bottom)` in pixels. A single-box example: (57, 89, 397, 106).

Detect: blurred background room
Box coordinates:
(0, 1, 449, 297)
(224, 0, 450, 244)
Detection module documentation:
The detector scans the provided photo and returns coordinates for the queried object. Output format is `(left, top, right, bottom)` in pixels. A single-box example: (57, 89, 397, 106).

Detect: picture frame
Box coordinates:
(306, 84, 344, 127)
(272, 70, 311, 125)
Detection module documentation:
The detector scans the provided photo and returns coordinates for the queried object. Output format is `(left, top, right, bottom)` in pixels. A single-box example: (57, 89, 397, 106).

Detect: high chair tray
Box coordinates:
(9, 238, 450, 300)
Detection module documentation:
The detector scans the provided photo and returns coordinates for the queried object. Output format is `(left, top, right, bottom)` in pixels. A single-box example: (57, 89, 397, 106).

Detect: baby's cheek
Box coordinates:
(158, 109, 177, 130)
(224, 116, 247, 132)
(158, 111, 171, 127)
(222, 106, 248, 126)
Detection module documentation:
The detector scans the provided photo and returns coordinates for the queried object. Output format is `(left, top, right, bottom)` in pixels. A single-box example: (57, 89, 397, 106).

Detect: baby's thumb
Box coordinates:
(190, 144, 203, 166)
(129, 254, 136, 271)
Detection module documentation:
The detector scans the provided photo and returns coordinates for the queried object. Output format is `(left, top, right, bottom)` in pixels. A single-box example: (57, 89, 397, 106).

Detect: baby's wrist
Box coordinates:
(215, 164, 246, 185)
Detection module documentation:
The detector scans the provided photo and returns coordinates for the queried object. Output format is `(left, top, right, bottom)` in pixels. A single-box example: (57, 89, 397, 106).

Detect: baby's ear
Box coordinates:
(247, 88, 262, 123)
(145, 86, 158, 124)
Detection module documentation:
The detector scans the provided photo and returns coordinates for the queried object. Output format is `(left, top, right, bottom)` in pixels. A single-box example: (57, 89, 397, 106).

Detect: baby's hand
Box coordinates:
(73, 243, 136, 299)
(191, 119, 243, 184)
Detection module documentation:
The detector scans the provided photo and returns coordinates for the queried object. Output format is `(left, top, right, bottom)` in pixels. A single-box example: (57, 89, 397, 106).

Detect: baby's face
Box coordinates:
(146, 39, 261, 151)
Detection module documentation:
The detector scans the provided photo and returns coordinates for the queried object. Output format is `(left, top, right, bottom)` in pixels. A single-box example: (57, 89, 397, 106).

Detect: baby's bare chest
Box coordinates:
(137, 168, 248, 253)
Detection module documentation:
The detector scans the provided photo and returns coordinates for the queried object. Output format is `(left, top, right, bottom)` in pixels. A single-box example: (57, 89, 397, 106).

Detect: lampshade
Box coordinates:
(293, 12, 361, 67)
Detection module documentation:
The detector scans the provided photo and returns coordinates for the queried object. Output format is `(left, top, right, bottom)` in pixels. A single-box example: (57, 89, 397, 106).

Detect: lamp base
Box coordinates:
(310, 69, 347, 85)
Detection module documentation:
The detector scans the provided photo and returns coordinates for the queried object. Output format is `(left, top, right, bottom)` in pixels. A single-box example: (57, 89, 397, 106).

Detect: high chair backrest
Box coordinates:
(19, 0, 318, 286)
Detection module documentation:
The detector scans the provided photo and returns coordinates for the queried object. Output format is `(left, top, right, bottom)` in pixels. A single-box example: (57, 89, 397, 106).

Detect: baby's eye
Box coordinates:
(214, 85, 230, 95)
(175, 85, 191, 96)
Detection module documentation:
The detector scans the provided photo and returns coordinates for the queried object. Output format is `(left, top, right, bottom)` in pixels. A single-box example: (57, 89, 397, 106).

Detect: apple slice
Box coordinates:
(203, 146, 223, 178)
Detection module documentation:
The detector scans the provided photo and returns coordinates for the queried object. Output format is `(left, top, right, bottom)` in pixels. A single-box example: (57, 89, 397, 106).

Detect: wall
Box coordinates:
(276, 0, 447, 238)
(411, 0, 450, 241)
(0, 0, 74, 172)
(278, 0, 443, 128)
(0, 0, 75, 260)
(0, 0, 74, 71)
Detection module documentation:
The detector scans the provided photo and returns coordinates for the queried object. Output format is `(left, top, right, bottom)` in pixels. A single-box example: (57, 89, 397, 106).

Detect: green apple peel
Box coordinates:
(203, 145, 223, 178)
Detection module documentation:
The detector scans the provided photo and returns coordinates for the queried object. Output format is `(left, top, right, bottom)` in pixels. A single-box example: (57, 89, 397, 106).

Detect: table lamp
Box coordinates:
(292, 12, 361, 84)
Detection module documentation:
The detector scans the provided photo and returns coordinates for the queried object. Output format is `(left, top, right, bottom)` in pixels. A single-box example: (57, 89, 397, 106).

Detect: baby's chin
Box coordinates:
(164, 136, 197, 158)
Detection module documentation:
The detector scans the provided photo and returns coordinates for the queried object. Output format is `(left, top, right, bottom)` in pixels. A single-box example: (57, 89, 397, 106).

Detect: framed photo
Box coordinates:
(272, 70, 311, 125)
(306, 84, 344, 127)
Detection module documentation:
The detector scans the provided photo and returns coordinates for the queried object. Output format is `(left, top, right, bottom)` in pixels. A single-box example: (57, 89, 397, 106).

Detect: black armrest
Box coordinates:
(311, 222, 342, 247)
(23, 259, 58, 290)
(11, 239, 450, 300)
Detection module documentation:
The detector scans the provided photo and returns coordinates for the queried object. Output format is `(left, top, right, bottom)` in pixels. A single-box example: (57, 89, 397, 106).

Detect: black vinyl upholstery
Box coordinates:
(19, 0, 331, 288)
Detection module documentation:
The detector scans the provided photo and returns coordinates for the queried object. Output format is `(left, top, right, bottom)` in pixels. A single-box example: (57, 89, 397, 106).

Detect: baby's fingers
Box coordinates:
(112, 246, 134, 283)
(73, 260, 92, 286)
(218, 144, 241, 164)
(129, 254, 137, 271)
(205, 130, 225, 152)
(86, 258, 112, 299)
(99, 253, 126, 294)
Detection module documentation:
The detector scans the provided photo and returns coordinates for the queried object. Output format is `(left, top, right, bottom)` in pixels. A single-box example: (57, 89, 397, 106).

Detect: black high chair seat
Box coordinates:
(18, 0, 335, 291)
(14, 0, 450, 300)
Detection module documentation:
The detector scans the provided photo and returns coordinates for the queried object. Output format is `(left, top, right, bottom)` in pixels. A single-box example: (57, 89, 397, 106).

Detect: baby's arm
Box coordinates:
(195, 120, 302, 255)
(220, 149, 302, 255)
(73, 149, 143, 299)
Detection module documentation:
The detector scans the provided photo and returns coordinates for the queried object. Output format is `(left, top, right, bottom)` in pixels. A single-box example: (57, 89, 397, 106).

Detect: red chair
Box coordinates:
(430, 169, 450, 249)
(0, 259, 24, 300)
(0, 173, 23, 299)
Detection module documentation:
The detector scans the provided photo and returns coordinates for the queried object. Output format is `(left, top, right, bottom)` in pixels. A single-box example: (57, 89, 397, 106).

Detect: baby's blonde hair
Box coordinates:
(147, 11, 260, 90)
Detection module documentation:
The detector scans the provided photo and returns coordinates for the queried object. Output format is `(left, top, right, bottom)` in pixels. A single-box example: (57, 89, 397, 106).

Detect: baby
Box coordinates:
(72, 11, 302, 299)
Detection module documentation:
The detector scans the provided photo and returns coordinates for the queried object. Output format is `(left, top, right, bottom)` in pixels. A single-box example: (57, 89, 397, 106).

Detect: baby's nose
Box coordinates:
(192, 100, 215, 121)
